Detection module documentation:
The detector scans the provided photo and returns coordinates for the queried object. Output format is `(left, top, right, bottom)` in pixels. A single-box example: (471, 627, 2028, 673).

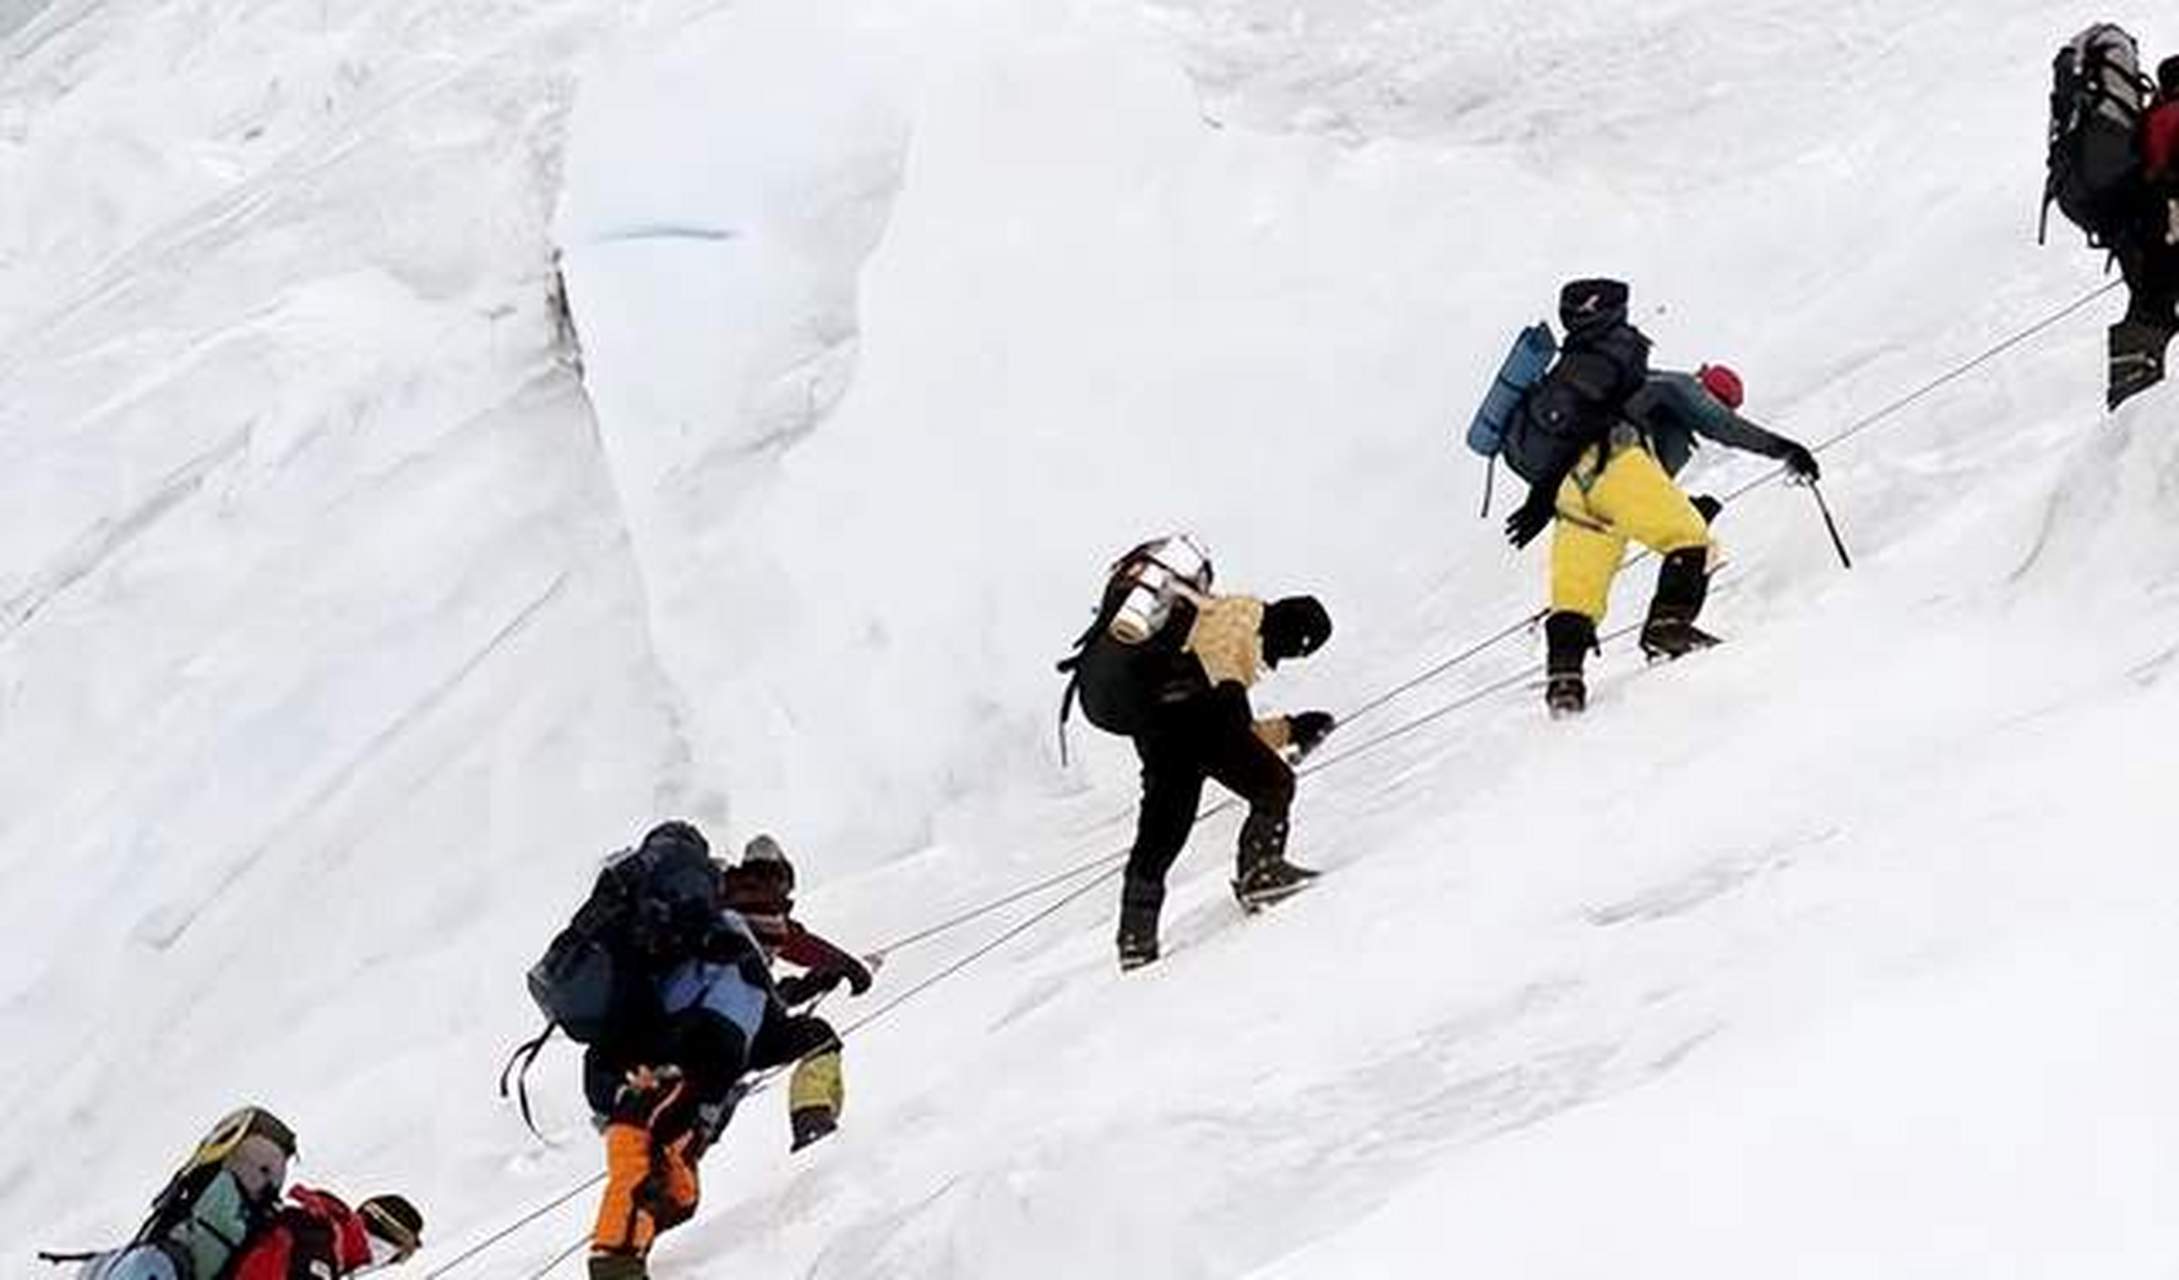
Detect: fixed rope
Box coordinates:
(421, 1175, 603, 1280)
(435, 277, 2120, 1278)
(519, 1231, 593, 1280)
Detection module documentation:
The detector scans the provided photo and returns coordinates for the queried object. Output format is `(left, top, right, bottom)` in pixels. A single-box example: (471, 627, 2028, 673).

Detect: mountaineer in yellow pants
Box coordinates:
(1529, 363, 1820, 716)
(1492, 282, 1820, 715)
(722, 834, 874, 1149)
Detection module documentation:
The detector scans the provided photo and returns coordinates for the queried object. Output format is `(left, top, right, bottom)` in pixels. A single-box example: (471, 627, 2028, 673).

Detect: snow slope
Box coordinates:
(5, 0, 2177, 1275)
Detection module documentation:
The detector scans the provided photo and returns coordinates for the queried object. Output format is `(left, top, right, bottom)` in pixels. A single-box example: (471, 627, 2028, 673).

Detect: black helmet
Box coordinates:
(640, 820, 709, 859)
(359, 1194, 425, 1263)
(1558, 278, 1630, 332)
(1261, 596, 1332, 667)
(2161, 55, 2179, 97)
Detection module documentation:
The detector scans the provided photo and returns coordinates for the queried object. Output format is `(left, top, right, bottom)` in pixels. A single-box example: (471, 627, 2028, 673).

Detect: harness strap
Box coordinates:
(499, 1021, 560, 1143)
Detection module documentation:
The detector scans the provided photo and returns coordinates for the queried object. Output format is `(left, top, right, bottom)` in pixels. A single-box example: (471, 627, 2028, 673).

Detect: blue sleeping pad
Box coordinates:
(1465, 323, 1557, 457)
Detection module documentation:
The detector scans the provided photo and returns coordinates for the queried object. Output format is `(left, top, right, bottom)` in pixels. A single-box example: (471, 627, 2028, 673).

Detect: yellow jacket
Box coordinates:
(1184, 595, 1292, 749)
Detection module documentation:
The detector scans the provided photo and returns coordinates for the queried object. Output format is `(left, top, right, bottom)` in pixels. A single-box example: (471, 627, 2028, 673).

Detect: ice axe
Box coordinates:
(1801, 478, 1853, 570)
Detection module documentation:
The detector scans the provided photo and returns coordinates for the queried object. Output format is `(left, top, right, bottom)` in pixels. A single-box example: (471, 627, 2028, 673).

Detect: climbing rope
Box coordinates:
(843, 868, 1123, 1038)
(433, 277, 2121, 1277)
(421, 1175, 602, 1279)
(519, 1231, 593, 1280)
(867, 851, 1120, 955)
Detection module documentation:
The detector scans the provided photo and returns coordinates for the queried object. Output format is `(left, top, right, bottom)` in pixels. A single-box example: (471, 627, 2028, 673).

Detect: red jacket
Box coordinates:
(230, 1187, 375, 1280)
(719, 864, 860, 974)
(2145, 100, 2179, 184)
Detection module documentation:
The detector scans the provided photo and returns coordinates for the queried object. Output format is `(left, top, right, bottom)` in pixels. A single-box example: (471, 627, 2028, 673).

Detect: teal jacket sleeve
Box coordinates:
(1661, 373, 1798, 459)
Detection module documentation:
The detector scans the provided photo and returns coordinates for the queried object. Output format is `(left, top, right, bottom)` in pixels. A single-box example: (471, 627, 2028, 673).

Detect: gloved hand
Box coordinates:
(1691, 494, 1722, 524)
(1780, 442, 1820, 482)
(774, 973, 827, 1007)
(778, 954, 874, 1005)
(1287, 710, 1336, 758)
(831, 953, 875, 996)
(1504, 488, 1557, 549)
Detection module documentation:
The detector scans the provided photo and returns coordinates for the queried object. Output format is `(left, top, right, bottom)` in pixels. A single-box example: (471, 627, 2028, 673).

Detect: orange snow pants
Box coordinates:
(590, 1079, 701, 1277)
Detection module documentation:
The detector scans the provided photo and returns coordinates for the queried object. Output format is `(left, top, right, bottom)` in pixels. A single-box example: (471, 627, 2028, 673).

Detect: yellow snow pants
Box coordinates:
(1549, 443, 1711, 622)
(789, 1047, 845, 1117)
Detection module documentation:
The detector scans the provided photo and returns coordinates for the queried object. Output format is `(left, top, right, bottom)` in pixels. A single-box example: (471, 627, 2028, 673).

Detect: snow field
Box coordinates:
(3, 0, 2177, 1275)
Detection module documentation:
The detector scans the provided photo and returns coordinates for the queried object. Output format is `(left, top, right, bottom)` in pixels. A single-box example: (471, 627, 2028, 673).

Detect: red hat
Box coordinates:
(1697, 364, 1745, 409)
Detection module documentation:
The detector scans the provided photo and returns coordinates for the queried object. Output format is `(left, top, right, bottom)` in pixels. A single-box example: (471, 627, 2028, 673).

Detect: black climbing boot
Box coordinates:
(1233, 812, 1317, 910)
(1639, 548, 1720, 662)
(2110, 314, 2174, 410)
(790, 1106, 838, 1151)
(1117, 878, 1163, 970)
(1544, 610, 1594, 718)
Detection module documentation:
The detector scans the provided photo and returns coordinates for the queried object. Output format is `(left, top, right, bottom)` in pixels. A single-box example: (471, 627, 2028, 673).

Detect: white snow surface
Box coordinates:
(5, 0, 2178, 1275)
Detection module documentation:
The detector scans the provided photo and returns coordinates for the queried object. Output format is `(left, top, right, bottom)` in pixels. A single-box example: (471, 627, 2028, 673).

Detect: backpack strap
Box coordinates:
(1056, 670, 1080, 767)
(498, 1021, 560, 1143)
(1054, 569, 1143, 766)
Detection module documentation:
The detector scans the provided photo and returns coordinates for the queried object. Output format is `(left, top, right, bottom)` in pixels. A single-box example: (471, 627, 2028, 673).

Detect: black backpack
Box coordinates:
(500, 824, 728, 1136)
(527, 824, 724, 1045)
(1498, 320, 1650, 485)
(1056, 543, 1214, 752)
(2043, 24, 2152, 248)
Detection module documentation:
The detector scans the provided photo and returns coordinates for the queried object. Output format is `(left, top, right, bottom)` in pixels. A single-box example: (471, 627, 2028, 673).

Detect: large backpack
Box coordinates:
(42, 1109, 296, 1278)
(1055, 538, 1215, 751)
(500, 825, 727, 1136)
(2043, 24, 2152, 248)
(525, 825, 724, 1045)
(1497, 321, 1650, 485)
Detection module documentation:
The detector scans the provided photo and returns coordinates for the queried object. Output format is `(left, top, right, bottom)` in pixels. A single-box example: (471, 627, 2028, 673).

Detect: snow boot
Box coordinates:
(1116, 882, 1162, 970)
(789, 1106, 838, 1151)
(590, 1256, 648, 1280)
(1639, 548, 1720, 662)
(1232, 813, 1317, 911)
(1235, 858, 1319, 911)
(1544, 610, 1593, 718)
(2110, 314, 2173, 409)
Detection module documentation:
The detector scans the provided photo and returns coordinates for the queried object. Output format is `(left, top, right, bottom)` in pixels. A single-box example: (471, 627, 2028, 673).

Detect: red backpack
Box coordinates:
(227, 1188, 372, 1280)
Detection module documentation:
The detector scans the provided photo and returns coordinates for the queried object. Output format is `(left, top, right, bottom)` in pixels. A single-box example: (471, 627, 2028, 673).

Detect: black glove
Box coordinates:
(832, 954, 875, 997)
(1504, 487, 1557, 549)
(1691, 494, 1722, 524)
(1287, 710, 1336, 758)
(1780, 442, 1820, 482)
(777, 955, 873, 1005)
(775, 973, 828, 1006)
